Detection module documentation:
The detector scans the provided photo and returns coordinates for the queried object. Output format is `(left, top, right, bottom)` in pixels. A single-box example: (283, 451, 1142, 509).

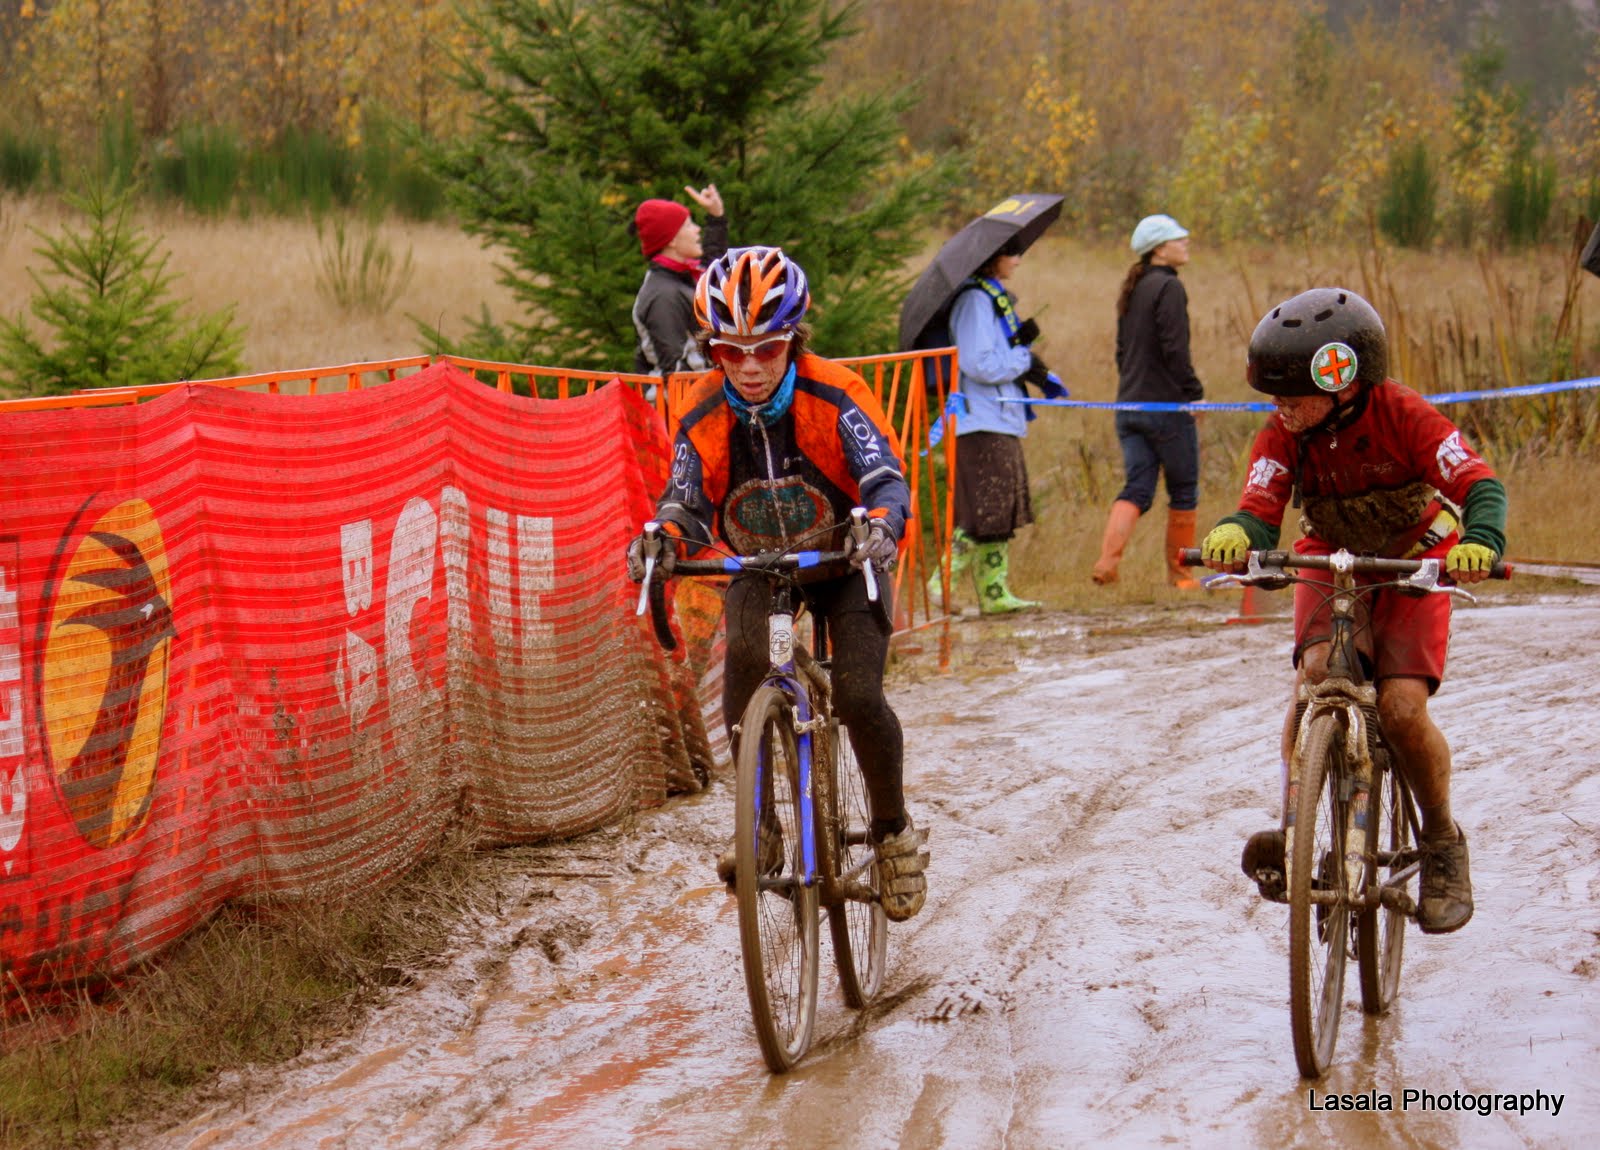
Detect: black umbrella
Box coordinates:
(898, 193, 1065, 351)
(1582, 219, 1600, 279)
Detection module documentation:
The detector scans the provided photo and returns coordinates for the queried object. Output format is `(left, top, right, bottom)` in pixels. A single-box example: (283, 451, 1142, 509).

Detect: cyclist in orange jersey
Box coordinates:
(626, 246, 929, 921)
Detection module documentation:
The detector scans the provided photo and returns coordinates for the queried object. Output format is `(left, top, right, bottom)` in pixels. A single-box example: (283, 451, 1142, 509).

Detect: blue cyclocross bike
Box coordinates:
(636, 509, 891, 1072)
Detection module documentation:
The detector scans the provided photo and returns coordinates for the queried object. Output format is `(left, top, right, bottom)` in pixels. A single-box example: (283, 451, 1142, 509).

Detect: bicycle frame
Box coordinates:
(1284, 551, 1383, 908)
(755, 579, 823, 886)
(1219, 548, 1491, 916)
(1195, 544, 1507, 1076)
(636, 509, 887, 907)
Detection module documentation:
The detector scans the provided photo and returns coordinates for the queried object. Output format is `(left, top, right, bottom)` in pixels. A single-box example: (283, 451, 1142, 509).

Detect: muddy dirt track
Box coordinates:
(129, 590, 1599, 1150)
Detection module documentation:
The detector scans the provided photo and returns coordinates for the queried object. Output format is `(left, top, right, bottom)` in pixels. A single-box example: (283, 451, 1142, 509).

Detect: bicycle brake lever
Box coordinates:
(635, 521, 663, 617)
(848, 507, 880, 603)
(1244, 551, 1292, 590)
(1406, 558, 1477, 602)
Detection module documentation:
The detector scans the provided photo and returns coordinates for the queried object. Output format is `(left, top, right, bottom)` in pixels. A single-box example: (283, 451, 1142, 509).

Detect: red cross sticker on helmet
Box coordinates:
(1311, 341, 1358, 392)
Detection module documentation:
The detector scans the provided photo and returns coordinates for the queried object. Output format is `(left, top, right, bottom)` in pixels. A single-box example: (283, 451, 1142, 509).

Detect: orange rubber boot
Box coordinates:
(1166, 508, 1201, 588)
(1091, 500, 1142, 585)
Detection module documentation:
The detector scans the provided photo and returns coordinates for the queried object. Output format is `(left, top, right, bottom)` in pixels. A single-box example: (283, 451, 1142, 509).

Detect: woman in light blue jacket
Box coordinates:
(941, 236, 1059, 613)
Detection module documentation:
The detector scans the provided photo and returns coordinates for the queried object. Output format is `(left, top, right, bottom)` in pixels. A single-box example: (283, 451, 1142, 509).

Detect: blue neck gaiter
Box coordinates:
(723, 362, 797, 428)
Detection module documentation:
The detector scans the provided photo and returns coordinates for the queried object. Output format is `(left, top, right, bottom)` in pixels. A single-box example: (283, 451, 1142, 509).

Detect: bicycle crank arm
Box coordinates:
(1378, 885, 1417, 917)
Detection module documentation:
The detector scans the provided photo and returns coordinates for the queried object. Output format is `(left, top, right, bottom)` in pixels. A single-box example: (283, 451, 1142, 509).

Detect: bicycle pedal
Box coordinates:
(1252, 869, 1287, 903)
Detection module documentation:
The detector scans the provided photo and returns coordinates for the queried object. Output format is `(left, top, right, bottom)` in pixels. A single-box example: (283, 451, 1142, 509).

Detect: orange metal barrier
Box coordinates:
(0, 357, 435, 410)
(439, 355, 674, 425)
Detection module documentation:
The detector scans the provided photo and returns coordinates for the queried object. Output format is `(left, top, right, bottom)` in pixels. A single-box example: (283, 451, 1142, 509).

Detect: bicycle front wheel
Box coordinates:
(1358, 753, 1416, 1014)
(1289, 711, 1351, 1078)
(735, 685, 820, 1072)
(826, 719, 887, 1007)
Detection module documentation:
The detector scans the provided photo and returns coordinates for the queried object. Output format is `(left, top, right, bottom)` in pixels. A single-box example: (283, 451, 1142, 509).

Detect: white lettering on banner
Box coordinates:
(487, 508, 515, 665)
(340, 521, 373, 614)
(334, 518, 379, 731)
(487, 509, 556, 666)
(335, 489, 554, 743)
(518, 515, 556, 655)
(386, 498, 443, 761)
(440, 487, 471, 693)
(0, 554, 25, 874)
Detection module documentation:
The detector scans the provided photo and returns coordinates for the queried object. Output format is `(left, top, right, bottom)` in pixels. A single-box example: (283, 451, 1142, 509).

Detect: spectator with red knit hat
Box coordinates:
(630, 184, 730, 378)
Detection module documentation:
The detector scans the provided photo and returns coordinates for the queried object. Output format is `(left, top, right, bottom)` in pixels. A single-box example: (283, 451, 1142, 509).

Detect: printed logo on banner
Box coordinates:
(1, 538, 27, 878)
(42, 500, 174, 849)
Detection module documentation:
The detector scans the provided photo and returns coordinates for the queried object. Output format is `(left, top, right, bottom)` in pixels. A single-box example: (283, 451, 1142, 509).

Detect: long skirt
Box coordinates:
(954, 431, 1033, 542)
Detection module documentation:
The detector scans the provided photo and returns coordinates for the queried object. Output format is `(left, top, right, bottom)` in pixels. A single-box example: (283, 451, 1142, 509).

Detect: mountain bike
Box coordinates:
(1184, 546, 1509, 1078)
(636, 510, 891, 1072)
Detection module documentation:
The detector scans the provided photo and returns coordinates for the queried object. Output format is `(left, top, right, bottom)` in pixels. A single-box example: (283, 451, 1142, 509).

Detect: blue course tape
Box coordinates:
(994, 375, 1600, 413)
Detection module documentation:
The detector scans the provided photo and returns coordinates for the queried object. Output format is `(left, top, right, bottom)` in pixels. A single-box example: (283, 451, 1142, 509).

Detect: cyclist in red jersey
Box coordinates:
(626, 246, 929, 921)
(1200, 287, 1507, 935)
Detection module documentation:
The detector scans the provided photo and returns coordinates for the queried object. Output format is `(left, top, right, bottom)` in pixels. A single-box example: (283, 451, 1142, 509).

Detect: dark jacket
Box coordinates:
(656, 353, 910, 556)
(631, 214, 730, 377)
(1115, 265, 1204, 404)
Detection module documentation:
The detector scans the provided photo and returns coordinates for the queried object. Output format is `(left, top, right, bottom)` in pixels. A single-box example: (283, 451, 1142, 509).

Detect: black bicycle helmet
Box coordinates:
(1246, 287, 1387, 397)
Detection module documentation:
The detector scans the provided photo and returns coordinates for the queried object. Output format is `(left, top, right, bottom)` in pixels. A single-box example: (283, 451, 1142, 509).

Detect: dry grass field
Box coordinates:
(0, 197, 522, 373)
(3, 198, 1595, 598)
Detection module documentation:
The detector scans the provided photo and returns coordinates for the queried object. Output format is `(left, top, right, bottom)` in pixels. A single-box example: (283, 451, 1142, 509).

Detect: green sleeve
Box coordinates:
(1215, 510, 1280, 552)
(1459, 477, 1507, 556)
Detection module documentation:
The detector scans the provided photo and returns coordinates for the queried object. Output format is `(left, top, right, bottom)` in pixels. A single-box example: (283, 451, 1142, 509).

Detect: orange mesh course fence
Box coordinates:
(0, 363, 709, 998)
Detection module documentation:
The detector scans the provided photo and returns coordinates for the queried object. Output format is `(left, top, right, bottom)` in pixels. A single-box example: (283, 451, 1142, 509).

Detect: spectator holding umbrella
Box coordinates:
(1091, 213, 1206, 588)
(900, 195, 1066, 615)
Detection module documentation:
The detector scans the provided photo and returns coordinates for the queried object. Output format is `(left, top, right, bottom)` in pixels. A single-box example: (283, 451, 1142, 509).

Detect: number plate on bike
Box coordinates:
(769, 612, 795, 667)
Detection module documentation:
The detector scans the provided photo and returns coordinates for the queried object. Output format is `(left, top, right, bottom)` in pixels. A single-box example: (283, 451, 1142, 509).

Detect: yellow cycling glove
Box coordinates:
(1201, 523, 1251, 568)
(1445, 542, 1496, 577)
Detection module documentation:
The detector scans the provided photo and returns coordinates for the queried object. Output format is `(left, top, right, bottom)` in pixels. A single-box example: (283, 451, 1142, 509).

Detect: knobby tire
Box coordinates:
(825, 718, 888, 1007)
(1289, 711, 1351, 1078)
(1357, 752, 1415, 1014)
(735, 685, 819, 1073)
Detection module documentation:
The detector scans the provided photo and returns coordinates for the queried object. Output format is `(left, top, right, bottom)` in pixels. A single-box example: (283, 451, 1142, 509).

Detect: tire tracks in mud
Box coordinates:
(127, 595, 1600, 1150)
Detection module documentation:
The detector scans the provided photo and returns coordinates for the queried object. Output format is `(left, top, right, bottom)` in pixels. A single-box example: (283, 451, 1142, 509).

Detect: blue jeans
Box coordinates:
(1114, 411, 1199, 512)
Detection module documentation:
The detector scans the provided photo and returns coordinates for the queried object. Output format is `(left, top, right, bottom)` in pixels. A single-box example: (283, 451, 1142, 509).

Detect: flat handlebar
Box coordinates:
(669, 550, 853, 576)
(1178, 548, 1512, 580)
(635, 508, 889, 650)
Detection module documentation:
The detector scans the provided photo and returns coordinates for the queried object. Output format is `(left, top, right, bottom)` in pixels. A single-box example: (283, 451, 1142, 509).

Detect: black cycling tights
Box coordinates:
(722, 573, 906, 836)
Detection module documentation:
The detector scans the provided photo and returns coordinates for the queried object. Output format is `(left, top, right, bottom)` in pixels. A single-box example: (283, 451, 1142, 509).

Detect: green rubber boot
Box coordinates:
(925, 528, 976, 604)
(974, 541, 1040, 614)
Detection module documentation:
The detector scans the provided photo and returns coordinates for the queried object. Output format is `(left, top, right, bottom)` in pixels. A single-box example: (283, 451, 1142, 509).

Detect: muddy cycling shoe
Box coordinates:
(873, 819, 930, 922)
(1241, 829, 1287, 902)
(1416, 824, 1474, 934)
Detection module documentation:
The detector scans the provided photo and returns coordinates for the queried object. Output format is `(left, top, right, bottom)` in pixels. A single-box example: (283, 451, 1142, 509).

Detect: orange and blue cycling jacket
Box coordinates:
(655, 352, 911, 556)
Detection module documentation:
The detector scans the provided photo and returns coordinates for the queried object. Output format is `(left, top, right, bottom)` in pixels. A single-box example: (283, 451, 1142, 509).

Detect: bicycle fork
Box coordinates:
(1284, 681, 1378, 903)
(764, 607, 821, 885)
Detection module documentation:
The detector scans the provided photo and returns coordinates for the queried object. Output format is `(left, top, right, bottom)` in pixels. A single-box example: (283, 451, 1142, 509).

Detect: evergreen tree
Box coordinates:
(425, 0, 950, 370)
(0, 177, 245, 396)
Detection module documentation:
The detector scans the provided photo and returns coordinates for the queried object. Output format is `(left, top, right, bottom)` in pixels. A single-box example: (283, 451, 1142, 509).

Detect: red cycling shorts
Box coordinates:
(1291, 534, 1453, 693)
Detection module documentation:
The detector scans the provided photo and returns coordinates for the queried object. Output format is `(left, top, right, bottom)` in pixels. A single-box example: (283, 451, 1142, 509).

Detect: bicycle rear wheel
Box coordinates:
(1357, 753, 1416, 1014)
(1289, 711, 1351, 1078)
(735, 685, 820, 1072)
(826, 718, 887, 1007)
